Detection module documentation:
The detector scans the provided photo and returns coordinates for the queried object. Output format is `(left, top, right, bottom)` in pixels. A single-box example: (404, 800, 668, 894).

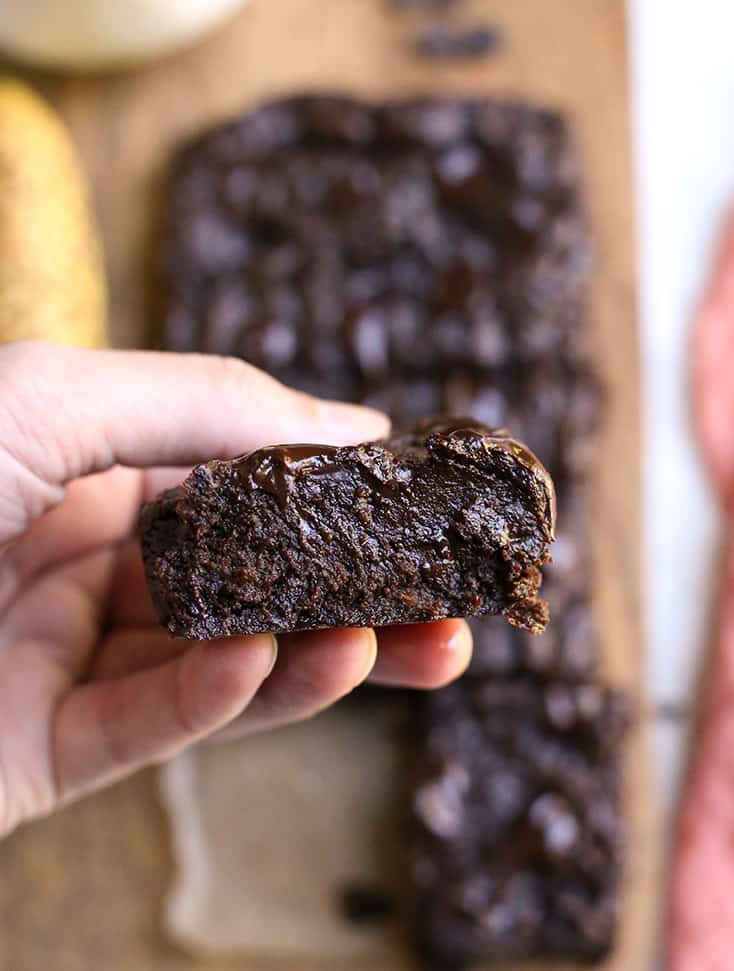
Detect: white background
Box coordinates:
(629, 0, 733, 827)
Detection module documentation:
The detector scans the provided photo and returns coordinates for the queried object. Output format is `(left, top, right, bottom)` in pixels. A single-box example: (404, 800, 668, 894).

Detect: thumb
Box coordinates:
(0, 340, 388, 538)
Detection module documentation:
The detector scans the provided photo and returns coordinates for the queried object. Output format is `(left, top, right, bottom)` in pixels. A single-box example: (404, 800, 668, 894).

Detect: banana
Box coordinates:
(0, 78, 107, 347)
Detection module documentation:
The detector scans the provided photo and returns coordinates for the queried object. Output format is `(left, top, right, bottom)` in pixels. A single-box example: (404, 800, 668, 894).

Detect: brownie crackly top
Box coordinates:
(140, 418, 555, 639)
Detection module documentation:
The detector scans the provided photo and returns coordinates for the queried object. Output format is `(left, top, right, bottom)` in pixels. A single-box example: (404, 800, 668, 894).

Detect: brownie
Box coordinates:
(161, 95, 588, 399)
(362, 362, 602, 487)
(411, 677, 628, 969)
(140, 419, 555, 639)
(158, 94, 623, 967)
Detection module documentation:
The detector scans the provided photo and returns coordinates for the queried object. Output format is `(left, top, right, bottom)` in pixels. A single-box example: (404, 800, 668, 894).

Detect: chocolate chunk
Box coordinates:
(140, 419, 555, 639)
(379, 100, 472, 147)
(414, 25, 500, 61)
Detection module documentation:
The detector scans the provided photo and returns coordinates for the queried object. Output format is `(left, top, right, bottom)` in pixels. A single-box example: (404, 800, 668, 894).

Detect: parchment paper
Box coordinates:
(159, 703, 411, 963)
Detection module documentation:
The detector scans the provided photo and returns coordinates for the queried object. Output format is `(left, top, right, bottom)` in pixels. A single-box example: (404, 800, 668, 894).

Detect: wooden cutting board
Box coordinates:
(0, 1, 658, 968)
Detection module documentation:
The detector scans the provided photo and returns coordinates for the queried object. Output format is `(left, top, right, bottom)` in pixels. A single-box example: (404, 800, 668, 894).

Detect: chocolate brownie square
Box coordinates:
(411, 677, 628, 969)
(160, 95, 589, 397)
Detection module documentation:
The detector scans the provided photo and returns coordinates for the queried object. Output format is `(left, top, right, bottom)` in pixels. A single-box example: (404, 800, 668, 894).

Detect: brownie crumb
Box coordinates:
(389, 0, 459, 9)
(338, 883, 397, 926)
(414, 24, 500, 60)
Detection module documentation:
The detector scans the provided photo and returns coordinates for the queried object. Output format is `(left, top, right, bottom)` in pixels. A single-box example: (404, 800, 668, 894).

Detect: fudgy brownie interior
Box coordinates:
(141, 420, 555, 639)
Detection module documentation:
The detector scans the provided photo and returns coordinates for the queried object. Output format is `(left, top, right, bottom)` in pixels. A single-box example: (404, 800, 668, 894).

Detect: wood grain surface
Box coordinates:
(0, 1, 659, 968)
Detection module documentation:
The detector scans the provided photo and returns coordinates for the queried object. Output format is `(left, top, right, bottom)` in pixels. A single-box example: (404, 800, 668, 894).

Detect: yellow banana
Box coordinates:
(0, 78, 107, 347)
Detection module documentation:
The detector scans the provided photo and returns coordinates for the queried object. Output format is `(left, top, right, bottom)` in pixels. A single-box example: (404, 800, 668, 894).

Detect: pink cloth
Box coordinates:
(669, 206, 734, 970)
(694, 205, 734, 508)
(669, 541, 734, 971)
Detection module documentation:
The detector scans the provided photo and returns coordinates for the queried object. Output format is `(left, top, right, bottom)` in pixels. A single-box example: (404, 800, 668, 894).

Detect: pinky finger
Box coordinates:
(53, 634, 277, 805)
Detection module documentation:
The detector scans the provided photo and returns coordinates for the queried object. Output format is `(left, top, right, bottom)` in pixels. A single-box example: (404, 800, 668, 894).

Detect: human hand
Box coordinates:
(0, 342, 473, 837)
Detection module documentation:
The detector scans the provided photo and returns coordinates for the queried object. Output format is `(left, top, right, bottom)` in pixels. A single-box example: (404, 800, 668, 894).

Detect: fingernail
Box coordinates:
(259, 634, 278, 679)
(356, 628, 378, 684)
(447, 620, 473, 676)
(316, 400, 391, 445)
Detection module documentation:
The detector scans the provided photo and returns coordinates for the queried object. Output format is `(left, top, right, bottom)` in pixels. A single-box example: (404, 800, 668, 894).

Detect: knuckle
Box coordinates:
(0, 340, 59, 386)
(0, 342, 72, 430)
(207, 354, 256, 392)
(0, 342, 60, 462)
(206, 353, 304, 412)
(0, 749, 10, 837)
(290, 389, 322, 424)
(173, 649, 207, 739)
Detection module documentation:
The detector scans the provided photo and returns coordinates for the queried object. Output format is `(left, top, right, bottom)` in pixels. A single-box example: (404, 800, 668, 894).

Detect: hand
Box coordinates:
(0, 341, 473, 837)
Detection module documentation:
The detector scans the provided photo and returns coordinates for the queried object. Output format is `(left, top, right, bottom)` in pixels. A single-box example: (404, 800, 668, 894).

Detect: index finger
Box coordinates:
(0, 341, 388, 541)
